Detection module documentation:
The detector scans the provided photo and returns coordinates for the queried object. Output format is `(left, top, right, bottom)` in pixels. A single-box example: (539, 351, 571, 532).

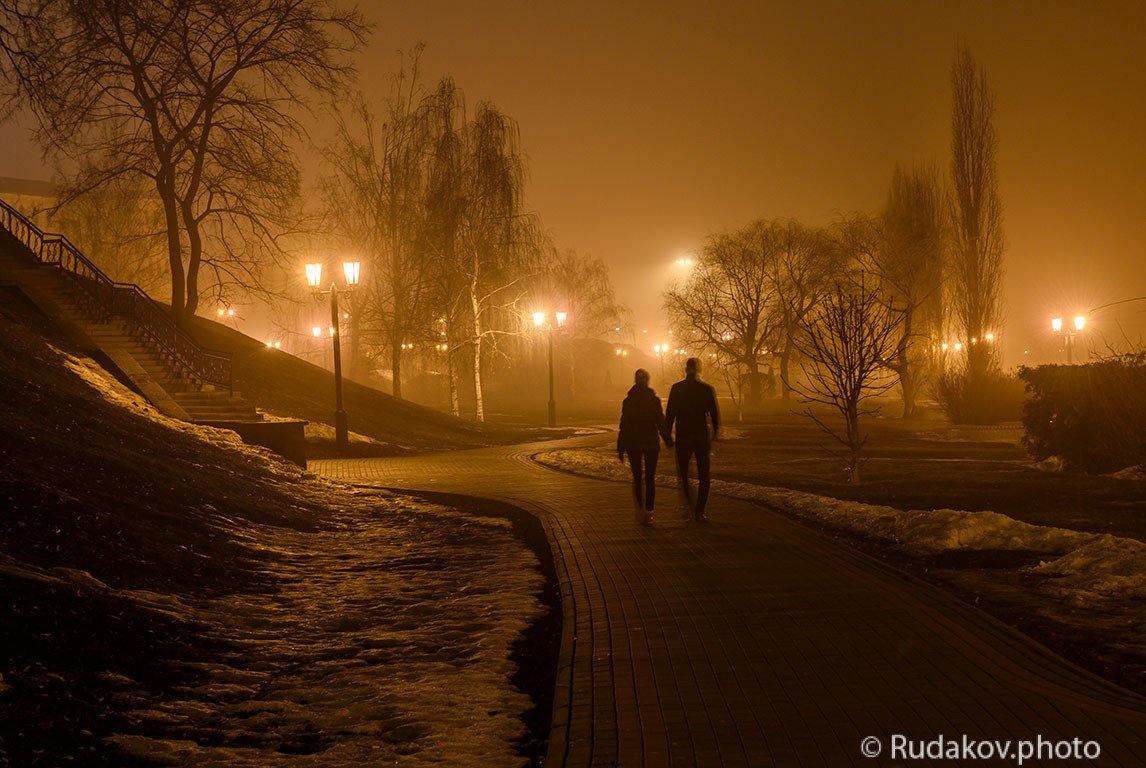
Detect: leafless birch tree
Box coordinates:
(323, 51, 437, 396)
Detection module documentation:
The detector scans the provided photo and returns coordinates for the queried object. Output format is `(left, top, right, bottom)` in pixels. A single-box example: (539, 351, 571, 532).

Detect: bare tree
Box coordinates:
(950, 45, 1005, 379)
(788, 276, 901, 483)
(0, 0, 367, 320)
(323, 50, 438, 396)
(716, 350, 747, 422)
(536, 247, 625, 398)
(765, 220, 839, 403)
(867, 166, 948, 417)
(419, 82, 538, 421)
(665, 223, 777, 403)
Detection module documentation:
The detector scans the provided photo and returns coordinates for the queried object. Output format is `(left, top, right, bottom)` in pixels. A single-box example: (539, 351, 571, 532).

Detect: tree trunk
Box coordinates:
(348, 303, 363, 381)
(391, 339, 403, 399)
(846, 402, 861, 483)
(898, 307, 916, 418)
(779, 338, 793, 403)
(180, 205, 202, 319)
(745, 357, 761, 404)
(568, 344, 576, 402)
(447, 347, 460, 417)
(157, 176, 184, 315)
(470, 276, 485, 422)
(966, 328, 991, 383)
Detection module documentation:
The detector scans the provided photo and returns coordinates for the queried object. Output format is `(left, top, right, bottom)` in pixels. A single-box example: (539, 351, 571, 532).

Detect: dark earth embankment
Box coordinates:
(188, 317, 564, 457)
(0, 305, 558, 766)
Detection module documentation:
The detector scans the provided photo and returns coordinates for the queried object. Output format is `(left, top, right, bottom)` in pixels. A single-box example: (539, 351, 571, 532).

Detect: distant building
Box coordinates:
(0, 176, 58, 227)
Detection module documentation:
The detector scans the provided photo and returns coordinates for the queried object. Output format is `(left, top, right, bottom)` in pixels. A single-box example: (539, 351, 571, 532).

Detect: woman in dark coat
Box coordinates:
(617, 368, 673, 523)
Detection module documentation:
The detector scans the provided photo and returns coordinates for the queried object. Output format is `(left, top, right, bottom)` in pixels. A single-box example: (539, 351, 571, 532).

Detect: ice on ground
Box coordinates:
(46, 346, 546, 766)
(537, 447, 1141, 601)
(97, 494, 545, 767)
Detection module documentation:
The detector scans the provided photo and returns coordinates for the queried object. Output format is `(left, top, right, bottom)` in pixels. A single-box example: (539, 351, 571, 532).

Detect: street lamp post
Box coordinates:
(533, 310, 568, 427)
(1050, 315, 1086, 364)
(307, 260, 361, 449)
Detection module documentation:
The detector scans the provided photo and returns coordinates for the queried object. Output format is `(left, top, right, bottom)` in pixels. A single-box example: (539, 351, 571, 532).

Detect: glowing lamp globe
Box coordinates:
(305, 262, 323, 287)
(343, 261, 361, 286)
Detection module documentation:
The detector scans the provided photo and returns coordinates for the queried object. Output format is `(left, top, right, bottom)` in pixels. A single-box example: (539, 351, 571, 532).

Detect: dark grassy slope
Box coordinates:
(0, 307, 560, 766)
(187, 316, 549, 452)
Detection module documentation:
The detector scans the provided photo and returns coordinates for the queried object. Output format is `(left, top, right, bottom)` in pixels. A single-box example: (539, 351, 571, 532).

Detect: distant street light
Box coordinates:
(653, 343, 669, 380)
(1050, 314, 1086, 364)
(306, 260, 361, 449)
(533, 309, 568, 427)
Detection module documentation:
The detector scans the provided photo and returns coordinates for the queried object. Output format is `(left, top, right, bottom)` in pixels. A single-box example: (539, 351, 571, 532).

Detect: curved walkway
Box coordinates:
(313, 435, 1146, 767)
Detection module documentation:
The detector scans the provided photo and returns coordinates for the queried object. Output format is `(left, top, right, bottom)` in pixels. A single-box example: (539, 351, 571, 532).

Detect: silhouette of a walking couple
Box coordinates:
(617, 357, 720, 525)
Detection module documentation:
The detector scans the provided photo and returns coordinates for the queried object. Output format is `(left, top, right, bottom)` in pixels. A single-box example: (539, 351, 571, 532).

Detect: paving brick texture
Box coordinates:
(312, 436, 1146, 768)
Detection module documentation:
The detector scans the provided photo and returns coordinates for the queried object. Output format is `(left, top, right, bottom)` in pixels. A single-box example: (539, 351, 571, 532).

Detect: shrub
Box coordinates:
(935, 368, 1026, 425)
(1020, 355, 1146, 473)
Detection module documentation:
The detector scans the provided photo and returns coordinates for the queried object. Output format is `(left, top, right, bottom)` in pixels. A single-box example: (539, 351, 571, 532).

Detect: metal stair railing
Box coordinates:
(0, 198, 232, 394)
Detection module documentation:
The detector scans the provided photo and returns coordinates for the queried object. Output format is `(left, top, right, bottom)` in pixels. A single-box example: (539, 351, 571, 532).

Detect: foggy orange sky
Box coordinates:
(3, 0, 1144, 365)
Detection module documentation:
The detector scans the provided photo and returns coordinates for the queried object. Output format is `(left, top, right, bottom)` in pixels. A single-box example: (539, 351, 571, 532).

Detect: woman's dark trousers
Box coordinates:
(626, 449, 659, 511)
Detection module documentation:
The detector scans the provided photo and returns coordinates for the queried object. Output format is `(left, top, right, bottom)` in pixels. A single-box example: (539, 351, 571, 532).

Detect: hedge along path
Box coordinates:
(1022, 358, 1146, 473)
(313, 434, 1146, 768)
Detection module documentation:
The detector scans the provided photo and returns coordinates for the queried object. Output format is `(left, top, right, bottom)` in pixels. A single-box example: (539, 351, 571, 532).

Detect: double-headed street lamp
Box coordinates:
(1050, 315, 1086, 364)
(533, 309, 568, 427)
(306, 260, 361, 449)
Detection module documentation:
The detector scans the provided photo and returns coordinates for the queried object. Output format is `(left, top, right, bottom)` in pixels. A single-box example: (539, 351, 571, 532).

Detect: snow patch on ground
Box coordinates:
(1107, 464, 1146, 481)
(97, 493, 544, 767)
(537, 447, 1141, 601)
(1035, 536, 1146, 601)
(49, 346, 546, 765)
(1032, 455, 1067, 473)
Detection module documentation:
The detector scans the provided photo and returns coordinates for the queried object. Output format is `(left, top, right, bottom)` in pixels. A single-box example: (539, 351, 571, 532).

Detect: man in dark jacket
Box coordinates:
(665, 357, 720, 521)
(617, 368, 673, 524)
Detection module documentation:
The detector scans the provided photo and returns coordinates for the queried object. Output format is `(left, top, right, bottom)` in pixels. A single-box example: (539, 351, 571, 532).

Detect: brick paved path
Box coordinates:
(313, 436, 1146, 767)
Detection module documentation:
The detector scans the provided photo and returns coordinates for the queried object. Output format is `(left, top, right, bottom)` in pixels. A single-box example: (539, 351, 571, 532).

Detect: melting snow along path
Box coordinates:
(312, 435, 1146, 768)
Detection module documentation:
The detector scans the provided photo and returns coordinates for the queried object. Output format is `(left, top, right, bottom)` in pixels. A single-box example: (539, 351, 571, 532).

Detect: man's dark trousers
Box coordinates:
(675, 439, 711, 518)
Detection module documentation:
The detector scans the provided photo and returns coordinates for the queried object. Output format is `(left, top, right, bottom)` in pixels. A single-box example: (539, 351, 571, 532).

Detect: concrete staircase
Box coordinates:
(0, 229, 262, 424)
